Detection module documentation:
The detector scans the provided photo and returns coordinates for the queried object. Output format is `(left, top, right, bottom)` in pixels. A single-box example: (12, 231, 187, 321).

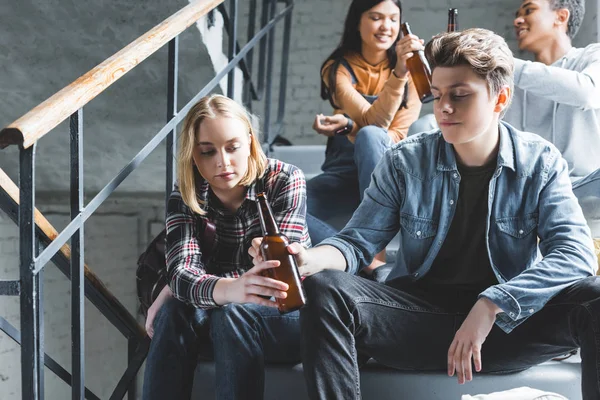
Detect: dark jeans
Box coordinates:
(300, 270, 600, 400)
(143, 298, 301, 400)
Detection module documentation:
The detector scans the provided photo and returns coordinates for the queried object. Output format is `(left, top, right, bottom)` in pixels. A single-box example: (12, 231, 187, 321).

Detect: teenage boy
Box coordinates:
(251, 29, 600, 399)
(505, 0, 600, 237)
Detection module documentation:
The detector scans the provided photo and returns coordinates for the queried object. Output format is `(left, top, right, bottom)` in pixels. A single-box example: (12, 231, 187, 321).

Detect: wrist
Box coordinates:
(334, 117, 353, 136)
(213, 278, 234, 305)
(479, 297, 502, 315)
(392, 68, 408, 80)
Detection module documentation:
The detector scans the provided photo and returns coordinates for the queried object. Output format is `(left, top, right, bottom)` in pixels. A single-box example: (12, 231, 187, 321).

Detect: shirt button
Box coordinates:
(449, 200, 454, 205)
(453, 173, 458, 178)
(416, 230, 422, 237)
(518, 229, 524, 235)
(529, 309, 534, 314)
(509, 312, 515, 317)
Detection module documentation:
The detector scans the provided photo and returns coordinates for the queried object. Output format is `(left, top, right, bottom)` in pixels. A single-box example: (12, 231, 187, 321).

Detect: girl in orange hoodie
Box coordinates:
(308, 0, 423, 273)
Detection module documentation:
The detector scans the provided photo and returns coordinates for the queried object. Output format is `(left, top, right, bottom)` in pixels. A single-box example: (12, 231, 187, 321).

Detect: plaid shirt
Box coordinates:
(165, 159, 311, 309)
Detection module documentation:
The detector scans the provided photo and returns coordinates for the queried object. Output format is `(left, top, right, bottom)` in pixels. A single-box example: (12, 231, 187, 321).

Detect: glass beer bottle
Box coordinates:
(401, 22, 433, 103)
(256, 192, 306, 313)
(447, 8, 458, 32)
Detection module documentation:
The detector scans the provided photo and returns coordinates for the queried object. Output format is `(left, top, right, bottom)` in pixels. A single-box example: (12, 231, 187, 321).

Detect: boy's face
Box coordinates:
(514, 0, 564, 51)
(431, 65, 507, 146)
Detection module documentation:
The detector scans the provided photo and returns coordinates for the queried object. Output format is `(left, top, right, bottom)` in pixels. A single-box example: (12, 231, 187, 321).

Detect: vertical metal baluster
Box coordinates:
(244, 0, 258, 109)
(166, 36, 179, 214)
(257, 0, 269, 98)
(20, 144, 43, 400)
(70, 108, 85, 400)
(264, 0, 277, 145)
(227, 0, 238, 98)
(277, 0, 294, 127)
(127, 338, 137, 400)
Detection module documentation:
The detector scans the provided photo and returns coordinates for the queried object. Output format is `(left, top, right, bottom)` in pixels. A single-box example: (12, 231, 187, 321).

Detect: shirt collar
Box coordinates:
(194, 169, 259, 216)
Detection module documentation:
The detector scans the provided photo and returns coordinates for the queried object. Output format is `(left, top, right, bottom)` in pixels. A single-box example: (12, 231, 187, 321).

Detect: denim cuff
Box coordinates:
(479, 286, 522, 332)
(317, 237, 359, 275)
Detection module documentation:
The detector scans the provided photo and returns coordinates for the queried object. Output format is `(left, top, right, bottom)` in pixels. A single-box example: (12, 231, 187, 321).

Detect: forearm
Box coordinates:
(338, 75, 408, 130)
(514, 58, 600, 109)
(168, 265, 222, 309)
(303, 245, 347, 276)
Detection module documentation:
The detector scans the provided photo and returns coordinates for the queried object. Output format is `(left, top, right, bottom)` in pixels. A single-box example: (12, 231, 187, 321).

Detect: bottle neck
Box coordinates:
(401, 22, 411, 37)
(256, 193, 280, 235)
(447, 9, 458, 32)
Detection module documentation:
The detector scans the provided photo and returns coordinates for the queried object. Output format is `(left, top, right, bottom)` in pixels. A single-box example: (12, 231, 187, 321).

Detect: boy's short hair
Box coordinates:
(425, 28, 514, 115)
(548, 0, 585, 39)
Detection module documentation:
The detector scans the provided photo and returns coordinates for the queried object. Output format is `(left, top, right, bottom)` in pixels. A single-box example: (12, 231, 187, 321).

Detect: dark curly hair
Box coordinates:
(548, 0, 585, 39)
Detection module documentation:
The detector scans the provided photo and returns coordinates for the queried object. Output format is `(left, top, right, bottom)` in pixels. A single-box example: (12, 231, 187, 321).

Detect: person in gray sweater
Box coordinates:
(505, 0, 600, 237)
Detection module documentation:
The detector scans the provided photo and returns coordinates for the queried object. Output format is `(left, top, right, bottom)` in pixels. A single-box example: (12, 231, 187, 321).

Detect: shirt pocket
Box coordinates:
(493, 213, 539, 277)
(400, 214, 438, 239)
(496, 214, 538, 238)
(400, 214, 438, 270)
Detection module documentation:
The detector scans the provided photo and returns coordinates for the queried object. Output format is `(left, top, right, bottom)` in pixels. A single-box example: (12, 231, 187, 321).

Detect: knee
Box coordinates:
(579, 276, 600, 303)
(153, 297, 189, 332)
(354, 125, 390, 150)
(569, 276, 600, 322)
(303, 270, 349, 308)
(210, 303, 255, 334)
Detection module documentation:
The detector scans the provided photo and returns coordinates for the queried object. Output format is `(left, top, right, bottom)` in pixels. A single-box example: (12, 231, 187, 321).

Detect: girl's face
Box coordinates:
(358, 1, 401, 53)
(193, 116, 252, 198)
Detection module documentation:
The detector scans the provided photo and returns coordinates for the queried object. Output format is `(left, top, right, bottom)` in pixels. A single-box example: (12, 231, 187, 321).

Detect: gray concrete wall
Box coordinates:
(1, 1, 598, 191)
(0, 1, 598, 399)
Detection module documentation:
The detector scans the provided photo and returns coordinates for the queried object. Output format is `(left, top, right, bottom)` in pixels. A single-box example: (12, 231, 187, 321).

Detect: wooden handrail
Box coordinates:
(0, 0, 224, 150)
(0, 168, 146, 338)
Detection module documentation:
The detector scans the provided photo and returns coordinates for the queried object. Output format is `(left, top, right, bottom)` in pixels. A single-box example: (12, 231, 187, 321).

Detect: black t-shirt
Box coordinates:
(418, 157, 498, 294)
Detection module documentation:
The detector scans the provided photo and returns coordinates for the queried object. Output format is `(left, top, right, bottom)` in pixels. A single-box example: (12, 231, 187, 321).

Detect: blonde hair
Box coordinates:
(177, 94, 268, 215)
(425, 28, 514, 115)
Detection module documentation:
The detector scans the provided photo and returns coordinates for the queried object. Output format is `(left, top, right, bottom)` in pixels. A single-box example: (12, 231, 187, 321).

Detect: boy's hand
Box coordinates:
(249, 237, 311, 276)
(447, 297, 500, 384)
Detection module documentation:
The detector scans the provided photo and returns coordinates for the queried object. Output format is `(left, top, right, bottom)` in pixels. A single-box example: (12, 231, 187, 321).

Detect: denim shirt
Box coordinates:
(320, 122, 597, 333)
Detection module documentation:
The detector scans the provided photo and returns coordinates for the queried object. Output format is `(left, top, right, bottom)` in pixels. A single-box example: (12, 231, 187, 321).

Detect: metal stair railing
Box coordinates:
(0, 0, 295, 399)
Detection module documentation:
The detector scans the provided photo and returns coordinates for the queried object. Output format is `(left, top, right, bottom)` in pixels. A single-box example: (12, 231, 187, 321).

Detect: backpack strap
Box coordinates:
(197, 217, 216, 264)
(339, 58, 358, 85)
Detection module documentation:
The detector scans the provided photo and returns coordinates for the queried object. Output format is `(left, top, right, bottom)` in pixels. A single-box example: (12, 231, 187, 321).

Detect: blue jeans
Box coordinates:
(307, 126, 391, 244)
(300, 270, 600, 400)
(142, 298, 301, 400)
(573, 167, 600, 237)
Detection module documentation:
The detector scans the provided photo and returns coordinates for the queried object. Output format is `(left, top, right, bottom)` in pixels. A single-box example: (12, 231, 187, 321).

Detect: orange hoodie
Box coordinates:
(323, 52, 422, 143)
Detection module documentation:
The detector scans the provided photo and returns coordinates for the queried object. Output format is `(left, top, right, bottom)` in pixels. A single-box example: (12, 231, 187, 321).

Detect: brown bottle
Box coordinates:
(401, 22, 433, 104)
(447, 8, 458, 32)
(256, 192, 306, 313)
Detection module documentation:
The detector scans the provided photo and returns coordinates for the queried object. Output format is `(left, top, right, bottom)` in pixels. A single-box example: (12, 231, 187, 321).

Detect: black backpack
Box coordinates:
(136, 218, 216, 316)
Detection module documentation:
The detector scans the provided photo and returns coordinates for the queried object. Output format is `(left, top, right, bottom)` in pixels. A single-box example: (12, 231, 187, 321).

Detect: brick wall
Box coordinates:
(0, 195, 165, 399)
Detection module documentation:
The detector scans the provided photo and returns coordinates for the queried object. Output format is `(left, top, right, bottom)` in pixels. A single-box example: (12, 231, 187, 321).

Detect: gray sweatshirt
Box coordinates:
(504, 44, 600, 181)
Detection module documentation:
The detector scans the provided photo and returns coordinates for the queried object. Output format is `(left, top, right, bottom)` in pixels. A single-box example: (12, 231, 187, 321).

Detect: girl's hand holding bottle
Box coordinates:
(394, 33, 425, 78)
